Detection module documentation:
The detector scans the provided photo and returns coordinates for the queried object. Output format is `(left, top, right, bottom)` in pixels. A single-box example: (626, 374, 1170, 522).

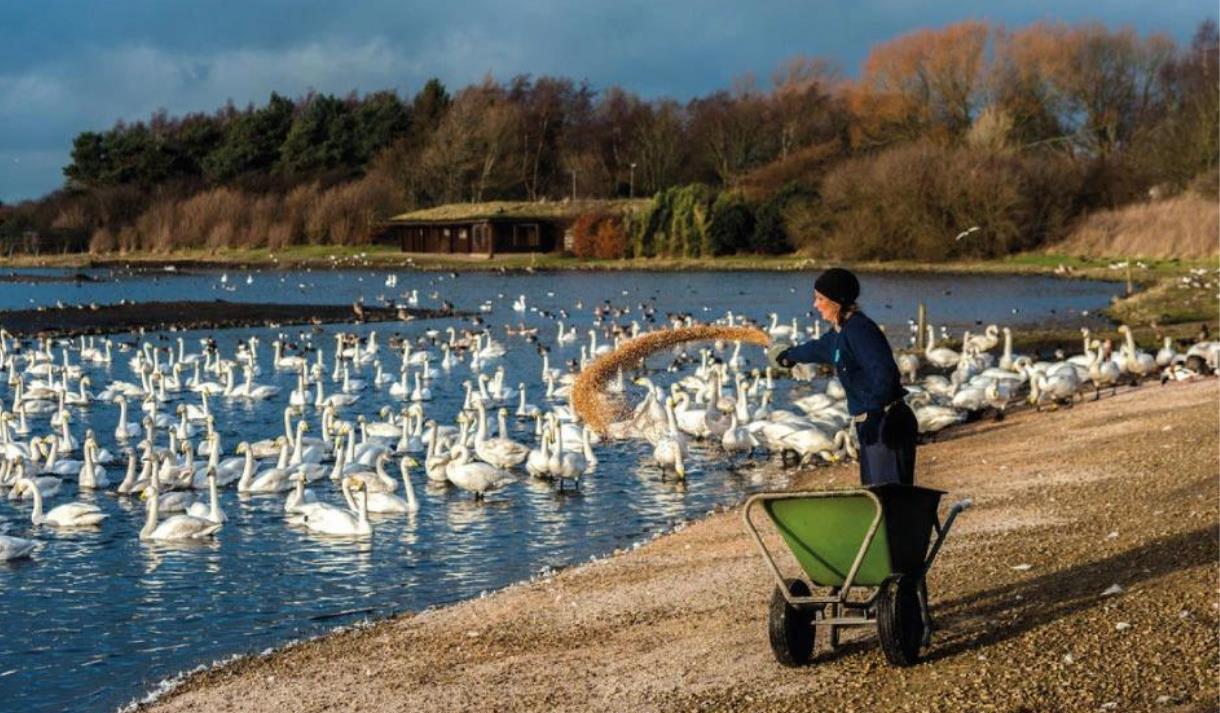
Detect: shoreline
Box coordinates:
(136, 379, 1219, 712)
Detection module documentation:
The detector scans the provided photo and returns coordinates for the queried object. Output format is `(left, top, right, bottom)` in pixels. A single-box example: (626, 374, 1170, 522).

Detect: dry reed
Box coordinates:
(571, 325, 771, 434)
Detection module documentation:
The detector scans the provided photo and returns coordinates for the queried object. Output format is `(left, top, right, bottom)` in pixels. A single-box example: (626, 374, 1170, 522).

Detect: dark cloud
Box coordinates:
(0, 0, 1211, 201)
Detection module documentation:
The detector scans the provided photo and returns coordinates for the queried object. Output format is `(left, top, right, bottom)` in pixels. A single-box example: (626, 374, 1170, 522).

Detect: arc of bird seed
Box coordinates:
(571, 325, 772, 434)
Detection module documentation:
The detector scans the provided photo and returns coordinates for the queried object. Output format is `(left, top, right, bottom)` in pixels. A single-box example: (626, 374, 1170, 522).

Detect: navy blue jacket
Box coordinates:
(784, 312, 904, 416)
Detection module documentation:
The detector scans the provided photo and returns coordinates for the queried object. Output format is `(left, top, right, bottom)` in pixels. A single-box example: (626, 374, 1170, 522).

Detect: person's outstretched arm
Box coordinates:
(774, 331, 836, 368)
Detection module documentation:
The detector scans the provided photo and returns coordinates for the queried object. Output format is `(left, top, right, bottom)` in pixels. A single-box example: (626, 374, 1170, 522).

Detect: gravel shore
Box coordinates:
(140, 379, 1219, 713)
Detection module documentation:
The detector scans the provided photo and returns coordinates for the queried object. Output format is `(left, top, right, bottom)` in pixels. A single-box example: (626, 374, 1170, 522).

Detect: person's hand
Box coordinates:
(766, 344, 795, 370)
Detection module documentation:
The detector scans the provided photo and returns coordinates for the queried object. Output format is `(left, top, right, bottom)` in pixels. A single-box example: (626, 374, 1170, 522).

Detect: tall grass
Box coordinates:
(1054, 194, 1219, 259)
(88, 175, 402, 254)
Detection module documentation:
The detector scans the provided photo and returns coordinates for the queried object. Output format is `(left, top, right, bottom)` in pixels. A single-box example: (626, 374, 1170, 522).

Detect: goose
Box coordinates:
(0, 534, 35, 561)
(186, 468, 226, 523)
(139, 481, 221, 541)
(292, 478, 372, 536)
(21, 477, 107, 528)
(925, 325, 961, 369)
(446, 445, 514, 500)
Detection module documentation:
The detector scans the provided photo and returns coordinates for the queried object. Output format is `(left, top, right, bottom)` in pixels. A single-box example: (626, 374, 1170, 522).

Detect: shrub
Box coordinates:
(816, 141, 1079, 260)
(706, 192, 755, 255)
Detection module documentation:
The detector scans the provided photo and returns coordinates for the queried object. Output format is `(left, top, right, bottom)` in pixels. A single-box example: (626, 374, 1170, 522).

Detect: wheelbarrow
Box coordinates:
(742, 484, 970, 667)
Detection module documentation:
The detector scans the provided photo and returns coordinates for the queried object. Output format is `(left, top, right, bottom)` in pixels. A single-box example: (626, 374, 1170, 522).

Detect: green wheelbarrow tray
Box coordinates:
(743, 485, 972, 667)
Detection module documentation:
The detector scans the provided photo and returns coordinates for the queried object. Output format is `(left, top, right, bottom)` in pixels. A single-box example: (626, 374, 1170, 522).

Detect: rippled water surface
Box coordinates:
(0, 269, 1120, 712)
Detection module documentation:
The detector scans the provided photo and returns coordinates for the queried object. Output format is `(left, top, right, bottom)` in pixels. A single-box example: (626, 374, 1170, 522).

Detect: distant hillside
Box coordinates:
(1053, 191, 1219, 260)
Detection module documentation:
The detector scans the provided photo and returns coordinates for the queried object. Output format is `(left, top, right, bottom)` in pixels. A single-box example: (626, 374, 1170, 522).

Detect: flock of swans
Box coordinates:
(0, 286, 1216, 564)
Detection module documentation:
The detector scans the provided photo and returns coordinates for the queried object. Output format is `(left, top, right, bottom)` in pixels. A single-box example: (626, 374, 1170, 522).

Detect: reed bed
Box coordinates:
(572, 325, 771, 433)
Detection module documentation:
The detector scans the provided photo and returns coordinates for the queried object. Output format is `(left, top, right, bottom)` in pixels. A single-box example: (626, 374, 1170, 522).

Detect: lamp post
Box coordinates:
(571, 169, 577, 201)
(629, 162, 637, 198)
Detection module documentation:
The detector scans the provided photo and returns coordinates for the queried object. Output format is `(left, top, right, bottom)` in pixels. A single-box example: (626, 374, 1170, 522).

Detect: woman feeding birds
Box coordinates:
(768, 268, 918, 486)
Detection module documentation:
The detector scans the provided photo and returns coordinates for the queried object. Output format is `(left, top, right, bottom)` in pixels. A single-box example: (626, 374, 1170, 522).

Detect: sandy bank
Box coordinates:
(141, 380, 1218, 713)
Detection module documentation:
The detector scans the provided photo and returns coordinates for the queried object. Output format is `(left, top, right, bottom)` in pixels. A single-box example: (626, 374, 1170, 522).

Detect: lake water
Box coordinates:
(0, 269, 1120, 712)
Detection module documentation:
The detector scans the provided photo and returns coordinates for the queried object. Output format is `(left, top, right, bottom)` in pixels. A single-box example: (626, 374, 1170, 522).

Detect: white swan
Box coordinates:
(925, 325, 961, 369)
(0, 534, 36, 561)
(292, 478, 372, 536)
(21, 477, 108, 528)
(473, 403, 531, 468)
(139, 482, 222, 541)
(446, 445, 514, 500)
(547, 417, 588, 491)
(654, 398, 689, 479)
(186, 468, 226, 523)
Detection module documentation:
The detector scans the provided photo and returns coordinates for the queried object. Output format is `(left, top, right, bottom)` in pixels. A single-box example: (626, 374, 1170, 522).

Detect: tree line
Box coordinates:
(2, 18, 1216, 259)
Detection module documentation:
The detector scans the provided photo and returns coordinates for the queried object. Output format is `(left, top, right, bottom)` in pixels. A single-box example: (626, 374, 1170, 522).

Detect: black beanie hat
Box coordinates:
(814, 268, 860, 307)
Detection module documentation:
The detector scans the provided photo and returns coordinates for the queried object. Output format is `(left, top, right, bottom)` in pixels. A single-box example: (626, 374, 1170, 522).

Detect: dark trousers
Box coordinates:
(855, 403, 917, 486)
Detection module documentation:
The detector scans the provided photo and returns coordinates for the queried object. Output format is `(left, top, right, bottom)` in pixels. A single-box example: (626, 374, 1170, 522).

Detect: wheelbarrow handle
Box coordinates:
(922, 498, 971, 574)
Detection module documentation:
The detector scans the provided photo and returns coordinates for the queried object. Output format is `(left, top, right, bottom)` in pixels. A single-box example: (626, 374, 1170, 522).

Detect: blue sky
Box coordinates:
(0, 0, 1211, 202)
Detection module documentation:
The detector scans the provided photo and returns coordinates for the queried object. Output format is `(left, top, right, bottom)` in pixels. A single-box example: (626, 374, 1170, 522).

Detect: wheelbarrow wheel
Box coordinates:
(877, 574, 924, 667)
(768, 579, 815, 667)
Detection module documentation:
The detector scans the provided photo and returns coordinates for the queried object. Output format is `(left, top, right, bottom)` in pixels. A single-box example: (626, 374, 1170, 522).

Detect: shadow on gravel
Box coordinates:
(921, 524, 1218, 661)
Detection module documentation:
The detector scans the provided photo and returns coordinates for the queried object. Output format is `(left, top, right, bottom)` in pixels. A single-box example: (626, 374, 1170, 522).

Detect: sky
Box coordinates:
(0, 0, 1212, 202)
